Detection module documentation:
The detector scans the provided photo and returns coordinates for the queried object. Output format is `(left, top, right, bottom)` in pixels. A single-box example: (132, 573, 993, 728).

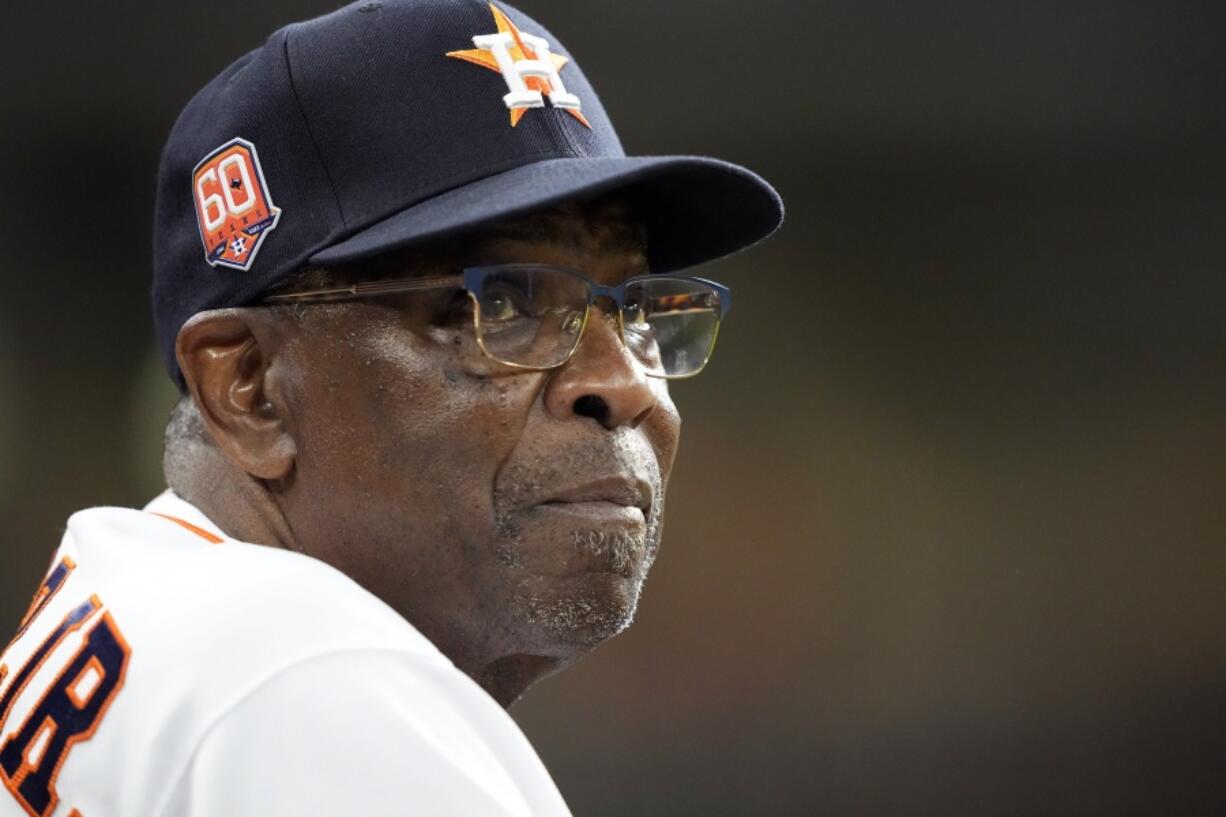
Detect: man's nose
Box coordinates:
(543, 310, 657, 430)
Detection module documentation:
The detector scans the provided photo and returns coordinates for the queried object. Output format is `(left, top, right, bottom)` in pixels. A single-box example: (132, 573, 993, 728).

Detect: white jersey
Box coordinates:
(0, 491, 572, 817)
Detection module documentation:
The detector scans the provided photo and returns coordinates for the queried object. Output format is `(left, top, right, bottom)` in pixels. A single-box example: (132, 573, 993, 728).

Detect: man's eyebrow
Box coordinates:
(479, 216, 560, 246)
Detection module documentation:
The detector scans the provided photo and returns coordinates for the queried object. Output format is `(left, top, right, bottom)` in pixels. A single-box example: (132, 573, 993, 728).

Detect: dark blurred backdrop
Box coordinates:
(2, 1, 1225, 815)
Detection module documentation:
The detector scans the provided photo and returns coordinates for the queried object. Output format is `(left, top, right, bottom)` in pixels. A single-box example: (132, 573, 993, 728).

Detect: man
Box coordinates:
(0, 0, 781, 814)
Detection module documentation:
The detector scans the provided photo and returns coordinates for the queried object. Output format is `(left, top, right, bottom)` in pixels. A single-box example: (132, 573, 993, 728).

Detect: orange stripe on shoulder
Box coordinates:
(150, 513, 224, 544)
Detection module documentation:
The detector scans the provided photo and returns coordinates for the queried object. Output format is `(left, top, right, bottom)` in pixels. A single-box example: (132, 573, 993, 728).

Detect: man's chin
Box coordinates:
(491, 508, 662, 652)
(511, 575, 645, 651)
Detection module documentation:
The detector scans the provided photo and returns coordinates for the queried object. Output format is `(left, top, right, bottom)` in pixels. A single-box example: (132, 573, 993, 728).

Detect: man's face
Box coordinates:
(270, 203, 681, 666)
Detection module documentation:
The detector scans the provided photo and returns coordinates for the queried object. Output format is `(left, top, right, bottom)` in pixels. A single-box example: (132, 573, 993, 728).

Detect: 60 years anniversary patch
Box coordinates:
(191, 137, 281, 271)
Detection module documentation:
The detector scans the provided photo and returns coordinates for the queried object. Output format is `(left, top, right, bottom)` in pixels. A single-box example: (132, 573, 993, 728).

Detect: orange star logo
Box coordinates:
(447, 4, 592, 129)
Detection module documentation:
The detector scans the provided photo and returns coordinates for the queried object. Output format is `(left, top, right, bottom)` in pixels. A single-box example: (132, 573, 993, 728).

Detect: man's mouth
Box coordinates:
(538, 499, 646, 524)
(538, 475, 652, 517)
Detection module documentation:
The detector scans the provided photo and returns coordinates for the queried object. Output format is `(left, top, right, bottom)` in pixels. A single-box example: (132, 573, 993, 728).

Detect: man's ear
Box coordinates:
(175, 309, 295, 480)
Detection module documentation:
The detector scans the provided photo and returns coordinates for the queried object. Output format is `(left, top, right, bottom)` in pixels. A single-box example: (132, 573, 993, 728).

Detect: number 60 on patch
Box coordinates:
(192, 137, 282, 272)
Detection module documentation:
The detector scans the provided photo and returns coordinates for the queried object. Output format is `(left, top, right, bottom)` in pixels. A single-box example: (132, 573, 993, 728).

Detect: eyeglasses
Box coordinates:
(262, 264, 731, 379)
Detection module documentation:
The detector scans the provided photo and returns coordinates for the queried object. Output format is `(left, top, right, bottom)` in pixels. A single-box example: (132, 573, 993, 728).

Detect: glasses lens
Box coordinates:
(473, 266, 589, 368)
(623, 278, 723, 377)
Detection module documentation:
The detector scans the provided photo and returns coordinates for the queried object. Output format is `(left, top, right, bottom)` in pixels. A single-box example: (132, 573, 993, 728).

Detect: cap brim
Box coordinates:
(309, 155, 783, 272)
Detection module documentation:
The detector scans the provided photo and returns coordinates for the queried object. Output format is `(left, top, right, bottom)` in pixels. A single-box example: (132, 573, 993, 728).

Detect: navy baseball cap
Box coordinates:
(153, 0, 783, 387)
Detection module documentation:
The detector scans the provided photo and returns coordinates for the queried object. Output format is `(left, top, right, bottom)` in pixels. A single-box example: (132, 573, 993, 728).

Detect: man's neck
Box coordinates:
(471, 654, 565, 708)
(171, 458, 566, 709)
(170, 447, 299, 553)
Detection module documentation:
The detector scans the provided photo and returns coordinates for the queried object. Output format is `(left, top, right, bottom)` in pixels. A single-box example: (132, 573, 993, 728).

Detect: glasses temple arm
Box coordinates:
(262, 274, 465, 303)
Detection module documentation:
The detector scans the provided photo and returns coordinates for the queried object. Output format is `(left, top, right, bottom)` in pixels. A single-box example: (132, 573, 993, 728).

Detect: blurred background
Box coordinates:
(2, 1, 1225, 814)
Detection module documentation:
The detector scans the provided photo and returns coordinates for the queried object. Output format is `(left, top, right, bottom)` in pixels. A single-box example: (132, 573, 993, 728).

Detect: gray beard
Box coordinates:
(493, 499, 664, 647)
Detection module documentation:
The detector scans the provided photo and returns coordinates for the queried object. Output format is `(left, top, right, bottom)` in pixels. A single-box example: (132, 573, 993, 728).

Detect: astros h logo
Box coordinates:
(447, 4, 592, 129)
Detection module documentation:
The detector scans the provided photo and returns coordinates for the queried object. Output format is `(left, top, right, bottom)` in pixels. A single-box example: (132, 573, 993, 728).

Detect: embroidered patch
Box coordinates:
(446, 3, 591, 129)
(191, 137, 282, 270)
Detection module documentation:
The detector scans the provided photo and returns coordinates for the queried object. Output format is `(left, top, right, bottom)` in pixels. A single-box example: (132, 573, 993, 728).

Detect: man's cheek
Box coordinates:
(648, 403, 682, 477)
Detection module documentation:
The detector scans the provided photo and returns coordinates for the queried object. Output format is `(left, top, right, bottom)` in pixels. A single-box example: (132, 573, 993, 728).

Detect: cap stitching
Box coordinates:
(541, 106, 584, 158)
(280, 26, 348, 229)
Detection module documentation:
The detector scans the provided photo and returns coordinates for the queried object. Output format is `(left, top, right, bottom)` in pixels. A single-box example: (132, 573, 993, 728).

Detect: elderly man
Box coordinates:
(0, 1, 780, 815)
